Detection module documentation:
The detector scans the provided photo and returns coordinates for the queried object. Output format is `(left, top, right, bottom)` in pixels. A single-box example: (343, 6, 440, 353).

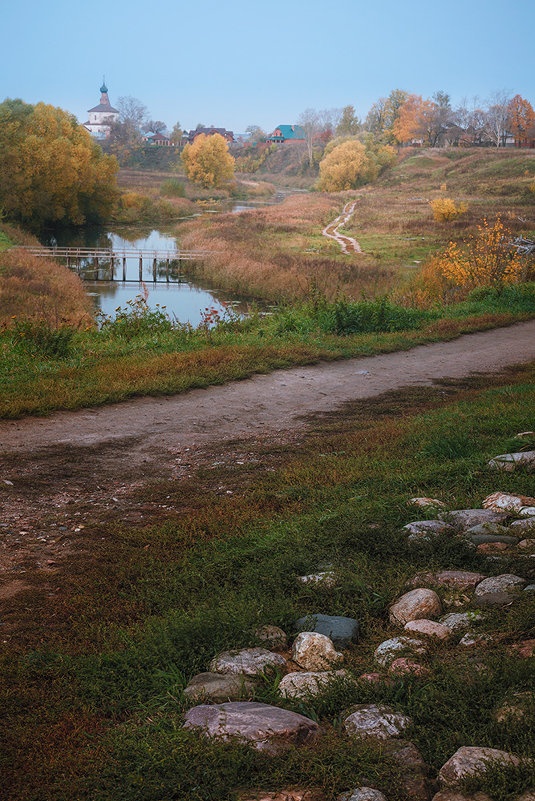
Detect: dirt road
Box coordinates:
(322, 199, 362, 254)
(1, 320, 535, 581)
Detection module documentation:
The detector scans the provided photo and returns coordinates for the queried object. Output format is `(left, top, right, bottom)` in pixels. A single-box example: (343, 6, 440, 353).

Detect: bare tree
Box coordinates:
(117, 96, 148, 129)
(484, 91, 512, 147)
(298, 108, 321, 166)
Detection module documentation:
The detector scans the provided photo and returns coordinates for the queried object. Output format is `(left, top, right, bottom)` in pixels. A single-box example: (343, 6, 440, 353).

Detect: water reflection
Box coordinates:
(41, 224, 259, 325)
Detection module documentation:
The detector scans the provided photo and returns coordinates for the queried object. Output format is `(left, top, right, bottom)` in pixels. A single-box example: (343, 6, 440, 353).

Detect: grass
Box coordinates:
(2, 365, 535, 800)
(2, 284, 535, 418)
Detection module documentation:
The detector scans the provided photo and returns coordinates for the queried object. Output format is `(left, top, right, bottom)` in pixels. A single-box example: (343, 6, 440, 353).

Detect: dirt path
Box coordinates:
(322, 199, 362, 254)
(1, 320, 535, 583)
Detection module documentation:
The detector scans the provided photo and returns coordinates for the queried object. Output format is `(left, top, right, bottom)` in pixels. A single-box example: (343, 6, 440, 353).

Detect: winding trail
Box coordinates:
(322, 199, 362, 254)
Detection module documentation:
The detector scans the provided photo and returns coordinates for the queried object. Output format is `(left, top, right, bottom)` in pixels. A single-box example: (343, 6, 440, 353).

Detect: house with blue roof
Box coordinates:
(267, 125, 306, 144)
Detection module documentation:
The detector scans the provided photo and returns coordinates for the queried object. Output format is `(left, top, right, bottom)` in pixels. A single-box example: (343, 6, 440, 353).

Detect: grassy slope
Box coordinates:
(2, 367, 535, 800)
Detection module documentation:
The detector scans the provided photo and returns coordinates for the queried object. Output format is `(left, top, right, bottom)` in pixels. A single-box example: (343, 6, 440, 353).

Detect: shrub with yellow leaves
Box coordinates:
(430, 196, 468, 222)
(430, 218, 530, 293)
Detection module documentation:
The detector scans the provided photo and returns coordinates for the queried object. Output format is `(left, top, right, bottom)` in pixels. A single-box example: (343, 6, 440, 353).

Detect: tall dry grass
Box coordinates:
(0, 249, 94, 327)
(181, 193, 395, 301)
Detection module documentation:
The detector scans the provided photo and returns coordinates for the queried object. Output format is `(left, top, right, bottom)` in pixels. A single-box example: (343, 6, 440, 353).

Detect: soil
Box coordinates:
(1, 319, 535, 603)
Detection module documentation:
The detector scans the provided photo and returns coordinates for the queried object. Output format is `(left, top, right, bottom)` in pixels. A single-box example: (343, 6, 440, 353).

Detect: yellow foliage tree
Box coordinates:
(181, 133, 235, 188)
(430, 197, 468, 222)
(0, 100, 118, 226)
(318, 139, 395, 191)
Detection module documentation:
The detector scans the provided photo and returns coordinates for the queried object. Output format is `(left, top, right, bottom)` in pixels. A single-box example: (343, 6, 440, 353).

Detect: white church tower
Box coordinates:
(83, 80, 119, 139)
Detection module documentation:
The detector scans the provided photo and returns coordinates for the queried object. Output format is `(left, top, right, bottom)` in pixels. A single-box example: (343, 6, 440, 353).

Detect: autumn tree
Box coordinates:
(181, 133, 235, 188)
(366, 90, 408, 143)
(393, 92, 453, 146)
(245, 124, 267, 142)
(170, 122, 183, 145)
(484, 91, 512, 147)
(0, 99, 118, 226)
(143, 119, 167, 134)
(318, 138, 395, 191)
(507, 94, 535, 146)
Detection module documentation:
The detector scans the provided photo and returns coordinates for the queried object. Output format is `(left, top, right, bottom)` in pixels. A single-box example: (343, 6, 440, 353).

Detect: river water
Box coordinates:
(41, 196, 285, 326)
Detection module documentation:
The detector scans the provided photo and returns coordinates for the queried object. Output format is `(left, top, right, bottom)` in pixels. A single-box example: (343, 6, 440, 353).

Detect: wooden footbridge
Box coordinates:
(7, 245, 213, 283)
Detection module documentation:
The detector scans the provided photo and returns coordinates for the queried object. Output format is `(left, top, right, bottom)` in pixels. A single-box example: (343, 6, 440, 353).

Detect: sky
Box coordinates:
(2, 0, 534, 133)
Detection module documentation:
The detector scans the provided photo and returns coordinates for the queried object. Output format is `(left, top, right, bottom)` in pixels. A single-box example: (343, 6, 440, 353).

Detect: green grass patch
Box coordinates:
(2, 366, 535, 799)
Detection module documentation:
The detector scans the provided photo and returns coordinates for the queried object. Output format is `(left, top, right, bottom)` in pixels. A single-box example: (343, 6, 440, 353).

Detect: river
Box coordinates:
(41, 196, 286, 326)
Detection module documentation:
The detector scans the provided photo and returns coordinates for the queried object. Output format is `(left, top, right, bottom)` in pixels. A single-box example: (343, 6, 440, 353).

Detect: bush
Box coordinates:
(323, 296, 433, 334)
(98, 292, 175, 340)
(160, 179, 185, 197)
(12, 319, 75, 358)
(430, 197, 468, 222)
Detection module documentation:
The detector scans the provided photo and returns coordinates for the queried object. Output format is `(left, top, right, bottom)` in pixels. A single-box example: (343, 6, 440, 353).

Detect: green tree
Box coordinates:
(0, 99, 118, 226)
(170, 122, 183, 145)
(336, 105, 360, 137)
(319, 138, 395, 191)
(181, 133, 235, 188)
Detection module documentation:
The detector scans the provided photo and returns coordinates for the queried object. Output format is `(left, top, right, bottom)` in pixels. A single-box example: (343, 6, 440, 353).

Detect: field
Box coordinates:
(2, 363, 535, 800)
(181, 148, 535, 304)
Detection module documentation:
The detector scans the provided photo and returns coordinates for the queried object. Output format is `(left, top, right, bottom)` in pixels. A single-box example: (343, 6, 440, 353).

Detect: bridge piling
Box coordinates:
(166, 259, 169, 283)
(139, 256, 143, 282)
(110, 256, 115, 281)
(153, 257, 157, 282)
(122, 257, 126, 282)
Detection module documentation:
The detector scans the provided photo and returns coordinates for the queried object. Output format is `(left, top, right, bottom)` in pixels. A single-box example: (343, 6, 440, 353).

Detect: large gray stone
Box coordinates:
(438, 746, 521, 787)
(404, 520, 453, 536)
(295, 614, 360, 647)
(442, 509, 509, 530)
(337, 789, 387, 801)
(255, 625, 288, 649)
(439, 612, 483, 632)
(482, 491, 535, 514)
(343, 703, 411, 740)
(183, 672, 257, 702)
(297, 571, 337, 587)
(183, 701, 321, 754)
(511, 519, 535, 534)
(292, 632, 342, 670)
(474, 574, 526, 606)
(279, 670, 351, 699)
(409, 570, 486, 591)
(383, 739, 431, 801)
(488, 451, 535, 472)
(468, 532, 519, 546)
(374, 636, 427, 667)
(210, 648, 287, 676)
(389, 588, 442, 626)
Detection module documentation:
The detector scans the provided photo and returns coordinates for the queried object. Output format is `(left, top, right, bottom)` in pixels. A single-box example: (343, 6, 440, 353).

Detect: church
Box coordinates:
(83, 81, 119, 139)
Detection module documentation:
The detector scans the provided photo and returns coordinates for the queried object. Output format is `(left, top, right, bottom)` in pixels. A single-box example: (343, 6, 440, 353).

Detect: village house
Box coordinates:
(142, 131, 175, 146)
(185, 127, 234, 145)
(267, 124, 306, 144)
(83, 81, 119, 139)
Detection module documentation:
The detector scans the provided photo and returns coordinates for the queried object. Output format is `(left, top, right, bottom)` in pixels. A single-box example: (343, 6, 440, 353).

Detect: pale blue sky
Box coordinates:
(3, 0, 534, 133)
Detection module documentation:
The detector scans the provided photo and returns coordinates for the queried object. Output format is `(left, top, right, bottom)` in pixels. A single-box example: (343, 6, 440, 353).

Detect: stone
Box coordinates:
(459, 633, 492, 647)
(469, 533, 519, 546)
(382, 739, 431, 801)
(294, 614, 360, 647)
(477, 542, 510, 553)
(388, 658, 430, 677)
(404, 520, 453, 536)
(431, 792, 493, 801)
(494, 691, 535, 723)
(297, 571, 337, 587)
(474, 574, 526, 606)
(439, 612, 483, 632)
(255, 625, 288, 649)
(524, 584, 535, 592)
(511, 639, 535, 658)
(483, 491, 535, 514)
(241, 793, 325, 801)
(337, 789, 387, 801)
(409, 570, 486, 591)
(241, 791, 324, 801)
(438, 746, 521, 787)
(390, 588, 442, 626)
(405, 619, 452, 640)
(520, 507, 535, 517)
(516, 533, 535, 544)
(409, 497, 446, 509)
(488, 451, 535, 472)
(292, 632, 343, 670)
(516, 793, 535, 801)
(374, 637, 427, 667)
(183, 672, 257, 702)
(442, 509, 509, 530)
(210, 648, 287, 676)
(358, 672, 392, 685)
(183, 702, 321, 754)
(278, 670, 350, 699)
(343, 703, 411, 740)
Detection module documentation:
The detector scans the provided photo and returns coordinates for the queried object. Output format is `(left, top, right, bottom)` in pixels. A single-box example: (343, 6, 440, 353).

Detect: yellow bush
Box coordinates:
(430, 197, 468, 222)
(430, 218, 528, 291)
(120, 191, 144, 210)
